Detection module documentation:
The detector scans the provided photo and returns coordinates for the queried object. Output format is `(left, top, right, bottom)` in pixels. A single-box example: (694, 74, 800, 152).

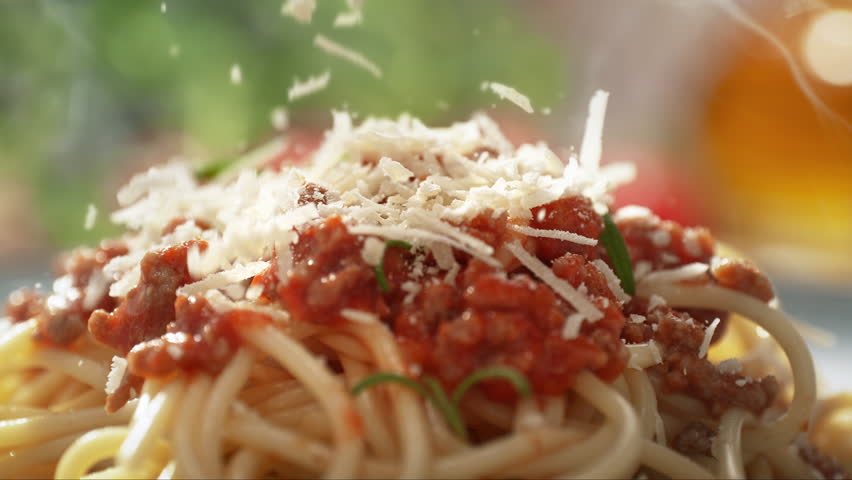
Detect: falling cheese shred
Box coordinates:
(288, 71, 331, 101)
(314, 34, 382, 78)
(334, 0, 364, 27)
(578, 89, 609, 170)
(84, 204, 98, 231)
(481, 81, 534, 113)
(281, 0, 316, 23)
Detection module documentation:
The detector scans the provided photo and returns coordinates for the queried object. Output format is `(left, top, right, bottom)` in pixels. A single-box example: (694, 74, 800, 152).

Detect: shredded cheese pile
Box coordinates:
(102, 91, 635, 328)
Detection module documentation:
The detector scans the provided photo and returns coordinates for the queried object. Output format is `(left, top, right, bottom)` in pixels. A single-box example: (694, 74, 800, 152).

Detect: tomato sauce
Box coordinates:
(3, 187, 780, 410)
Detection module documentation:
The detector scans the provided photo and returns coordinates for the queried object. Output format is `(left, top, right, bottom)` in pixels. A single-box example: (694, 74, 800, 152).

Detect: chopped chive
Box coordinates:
(373, 239, 413, 293)
(424, 377, 467, 440)
(373, 264, 390, 293)
(352, 373, 468, 440)
(195, 157, 233, 180)
(351, 373, 430, 398)
(451, 366, 532, 406)
(385, 240, 413, 250)
(600, 212, 636, 295)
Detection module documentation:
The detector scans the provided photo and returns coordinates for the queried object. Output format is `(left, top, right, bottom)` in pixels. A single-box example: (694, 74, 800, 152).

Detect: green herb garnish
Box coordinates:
(451, 366, 532, 405)
(195, 157, 233, 180)
(352, 366, 530, 440)
(385, 240, 413, 251)
(351, 373, 429, 398)
(600, 212, 635, 295)
(373, 240, 414, 293)
(373, 264, 391, 293)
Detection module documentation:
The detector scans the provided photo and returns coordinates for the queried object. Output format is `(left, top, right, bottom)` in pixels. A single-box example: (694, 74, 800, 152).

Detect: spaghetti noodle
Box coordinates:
(0, 92, 847, 479)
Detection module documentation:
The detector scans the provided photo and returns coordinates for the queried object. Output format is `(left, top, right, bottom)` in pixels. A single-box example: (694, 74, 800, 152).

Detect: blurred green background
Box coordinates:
(0, 0, 565, 250)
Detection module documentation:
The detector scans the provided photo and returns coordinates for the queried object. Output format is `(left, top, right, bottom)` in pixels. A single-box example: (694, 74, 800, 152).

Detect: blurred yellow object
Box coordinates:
(703, 4, 852, 282)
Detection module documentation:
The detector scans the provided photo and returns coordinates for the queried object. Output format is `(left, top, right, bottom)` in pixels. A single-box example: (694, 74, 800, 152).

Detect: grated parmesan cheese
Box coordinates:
(84, 204, 97, 231)
(561, 312, 585, 339)
(649, 229, 671, 248)
(508, 224, 597, 246)
(379, 157, 414, 182)
(270, 107, 289, 131)
(626, 341, 663, 369)
(648, 294, 667, 311)
(578, 90, 609, 170)
(506, 242, 602, 322)
(734, 378, 752, 387)
(717, 358, 743, 375)
(288, 71, 331, 101)
(401, 280, 421, 304)
(105, 356, 127, 395)
(481, 81, 534, 113)
(591, 259, 630, 303)
(697, 317, 721, 359)
(360, 237, 385, 265)
(179, 261, 270, 297)
(89, 91, 639, 358)
(281, 0, 315, 23)
(682, 230, 703, 258)
(245, 282, 264, 302)
(230, 64, 243, 85)
(613, 205, 653, 222)
(334, 0, 364, 27)
(314, 34, 382, 78)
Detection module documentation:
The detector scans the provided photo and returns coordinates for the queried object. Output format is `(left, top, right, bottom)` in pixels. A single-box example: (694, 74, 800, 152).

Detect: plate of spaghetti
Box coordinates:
(0, 91, 848, 479)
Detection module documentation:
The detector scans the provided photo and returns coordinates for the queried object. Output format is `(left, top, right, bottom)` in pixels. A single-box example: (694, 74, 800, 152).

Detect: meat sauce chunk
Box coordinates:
(104, 373, 144, 414)
(89, 240, 201, 354)
(5, 241, 128, 347)
(127, 295, 272, 378)
(530, 196, 602, 261)
(624, 301, 780, 416)
(616, 214, 714, 269)
(5, 288, 45, 323)
(279, 216, 388, 324)
(552, 252, 617, 303)
(395, 259, 627, 401)
(711, 258, 775, 302)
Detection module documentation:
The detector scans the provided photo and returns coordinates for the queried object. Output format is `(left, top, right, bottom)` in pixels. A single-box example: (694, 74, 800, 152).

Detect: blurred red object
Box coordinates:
(607, 150, 708, 228)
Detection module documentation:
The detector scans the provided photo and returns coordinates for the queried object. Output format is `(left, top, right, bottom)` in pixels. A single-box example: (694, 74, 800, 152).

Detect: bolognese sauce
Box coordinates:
(3, 188, 782, 415)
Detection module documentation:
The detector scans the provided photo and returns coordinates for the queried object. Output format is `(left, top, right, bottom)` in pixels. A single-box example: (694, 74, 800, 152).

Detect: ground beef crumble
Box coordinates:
(623, 298, 780, 417)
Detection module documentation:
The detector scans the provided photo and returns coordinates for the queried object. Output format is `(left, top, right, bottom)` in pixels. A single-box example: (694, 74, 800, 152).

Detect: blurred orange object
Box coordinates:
(702, 4, 852, 282)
